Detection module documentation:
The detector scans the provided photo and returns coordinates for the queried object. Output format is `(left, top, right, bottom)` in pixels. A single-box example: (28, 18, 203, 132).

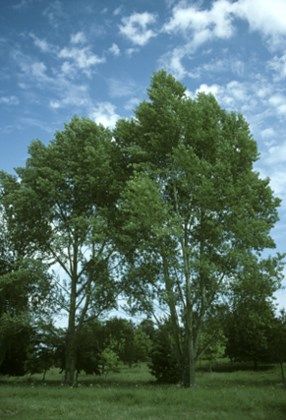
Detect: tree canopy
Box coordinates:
(115, 70, 283, 386)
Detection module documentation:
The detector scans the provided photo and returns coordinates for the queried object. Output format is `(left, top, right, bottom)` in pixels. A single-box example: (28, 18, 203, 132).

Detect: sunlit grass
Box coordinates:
(1, 363, 285, 419)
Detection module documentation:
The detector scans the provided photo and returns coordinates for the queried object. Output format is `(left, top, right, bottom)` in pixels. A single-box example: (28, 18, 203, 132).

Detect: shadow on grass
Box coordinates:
(0, 373, 156, 389)
(197, 362, 275, 373)
(0, 363, 283, 390)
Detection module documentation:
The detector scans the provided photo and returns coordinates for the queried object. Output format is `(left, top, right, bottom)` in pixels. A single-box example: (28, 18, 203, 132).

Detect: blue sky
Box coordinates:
(0, 0, 285, 308)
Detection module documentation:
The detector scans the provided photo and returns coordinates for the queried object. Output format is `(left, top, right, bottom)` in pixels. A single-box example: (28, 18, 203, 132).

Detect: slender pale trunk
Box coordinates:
(186, 339, 196, 387)
(183, 301, 196, 387)
(280, 362, 285, 385)
(180, 215, 197, 387)
(162, 255, 182, 364)
(65, 272, 77, 386)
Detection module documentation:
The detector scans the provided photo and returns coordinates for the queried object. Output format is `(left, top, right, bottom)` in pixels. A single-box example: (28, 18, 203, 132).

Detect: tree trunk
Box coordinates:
(162, 255, 183, 364)
(64, 274, 77, 386)
(183, 333, 196, 387)
(280, 362, 285, 385)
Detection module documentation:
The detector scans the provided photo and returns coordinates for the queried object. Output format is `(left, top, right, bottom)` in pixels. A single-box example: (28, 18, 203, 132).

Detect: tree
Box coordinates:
(116, 70, 283, 387)
(224, 255, 281, 368)
(0, 208, 52, 375)
(268, 310, 286, 385)
(0, 117, 123, 385)
(26, 322, 62, 380)
(149, 321, 181, 384)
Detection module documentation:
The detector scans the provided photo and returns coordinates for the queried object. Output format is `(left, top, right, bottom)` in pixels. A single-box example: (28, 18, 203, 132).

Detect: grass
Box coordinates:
(0, 363, 285, 419)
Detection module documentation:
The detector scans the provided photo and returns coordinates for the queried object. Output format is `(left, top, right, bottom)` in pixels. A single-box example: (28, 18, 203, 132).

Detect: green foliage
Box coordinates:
(224, 300, 274, 366)
(0, 211, 53, 375)
(0, 117, 124, 384)
(25, 323, 63, 378)
(99, 347, 120, 377)
(149, 322, 181, 384)
(115, 69, 283, 386)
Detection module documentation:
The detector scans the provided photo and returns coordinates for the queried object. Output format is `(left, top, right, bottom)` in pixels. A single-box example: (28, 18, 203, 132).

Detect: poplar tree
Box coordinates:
(0, 117, 122, 385)
(116, 71, 282, 387)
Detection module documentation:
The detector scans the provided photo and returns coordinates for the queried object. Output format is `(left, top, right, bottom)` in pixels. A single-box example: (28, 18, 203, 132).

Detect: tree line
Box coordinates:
(0, 71, 284, 387)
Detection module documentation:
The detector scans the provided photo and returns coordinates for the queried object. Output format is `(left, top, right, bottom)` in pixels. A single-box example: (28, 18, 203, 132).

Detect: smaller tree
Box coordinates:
(26, 322, 61, 380)
(268, 310, 286, 385)
(100, 347, 120, 377)
(149, 321, 181, 384)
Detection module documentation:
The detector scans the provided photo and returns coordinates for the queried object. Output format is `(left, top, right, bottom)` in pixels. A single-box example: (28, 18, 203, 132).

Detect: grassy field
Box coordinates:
(0, 363, 285, 419)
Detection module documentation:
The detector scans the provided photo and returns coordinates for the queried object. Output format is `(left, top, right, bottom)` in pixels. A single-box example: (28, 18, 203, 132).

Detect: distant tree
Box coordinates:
(0, 210, 52, 375)
(138, 319, 156, 341)
(99, 347, 120, 377)
(224, 258, 280, 368)
(26, 322, 62, 380)
(117, 70, 283, 387)
(102, 317, 152, 365)
(103, 318, 135, 365)
(0, 117, 124, 385)
(196, 306, 227, 372)
(268, 310, 286, 384)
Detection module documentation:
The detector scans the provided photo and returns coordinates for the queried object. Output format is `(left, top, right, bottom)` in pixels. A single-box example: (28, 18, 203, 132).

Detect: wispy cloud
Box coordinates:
(107, 78, 138, 98)
(30, 33, 53, 53)
(49, 84, 90, 110)
(43, 0, 65, 28)
(119, 12, 157, 46)
(0, 95, 19, 105)
(268, 54, 286, 79)
(161, 0, 286, 79)
(108, 43, 120, 56)
(70, 31, 86, 45)
(58, 46, 105, 75)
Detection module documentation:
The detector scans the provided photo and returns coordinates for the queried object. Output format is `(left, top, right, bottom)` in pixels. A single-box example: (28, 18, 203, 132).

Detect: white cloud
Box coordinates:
(125, 47, 139, 57)
(30, 33, 51, 52)
(195, 83, 221, 97)
(165, 0, 286, 42)
(124, 97, 140, 111)
(49, 84, 90, 110)
(60, 61, 76, 78)
(265, 140, 286, 165)
(13, 50, 93, 112)
(108, 43, 120, 56)
(261, 128, 276, 139)
(162, 0, 286, 79)
(119, 12, 157, 46)
(267, 168, 286, 198)
(0, 95, 19, 105)
(113, 6, 123, 16)
(164, 1, 234, 42)
(269, 94, 286, 115)
(29, 61, 50, 82)
(268, 54, 286, 79)
(89, 102, 120, 128)
(159, 46, 188, 79)
(58, 46, 105, 74)
(161, 1, 235, 78)
(192, 80, 248, 108)
(43, 0, 64, 28)
(233, 0, 286, 39)
(70, 31, 86, 45)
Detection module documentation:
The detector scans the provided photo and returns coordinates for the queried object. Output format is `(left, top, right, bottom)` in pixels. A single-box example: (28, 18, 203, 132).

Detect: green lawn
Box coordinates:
(0, 363, 285, 419)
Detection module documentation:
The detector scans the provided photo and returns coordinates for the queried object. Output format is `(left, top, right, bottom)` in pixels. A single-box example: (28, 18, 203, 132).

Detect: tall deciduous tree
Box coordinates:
(116, 71, 283, 387)
(0, 117, 122, 385)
